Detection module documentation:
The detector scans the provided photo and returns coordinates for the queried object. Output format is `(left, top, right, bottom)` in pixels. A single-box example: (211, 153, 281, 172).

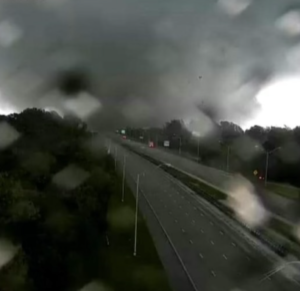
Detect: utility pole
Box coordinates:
(133, 173, 140, 256)
(122, 154, 126, 202)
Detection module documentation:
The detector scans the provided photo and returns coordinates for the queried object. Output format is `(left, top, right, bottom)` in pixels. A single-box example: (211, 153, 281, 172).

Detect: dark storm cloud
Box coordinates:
(0, 0, 297, 129)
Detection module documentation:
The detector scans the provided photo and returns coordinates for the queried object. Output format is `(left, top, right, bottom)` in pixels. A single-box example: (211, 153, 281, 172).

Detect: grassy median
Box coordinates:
(101, 176, 172, 291)
(266, 182, 300, 200)
(163, 166, 226, 201)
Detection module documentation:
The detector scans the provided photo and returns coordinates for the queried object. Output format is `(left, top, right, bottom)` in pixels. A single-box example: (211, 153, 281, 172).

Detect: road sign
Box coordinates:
(121, 129, 126, 135)
(164, 140, 170, 147)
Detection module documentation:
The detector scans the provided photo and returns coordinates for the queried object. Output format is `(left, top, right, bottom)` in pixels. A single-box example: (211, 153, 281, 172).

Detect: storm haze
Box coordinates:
(0, 0, 298, 130)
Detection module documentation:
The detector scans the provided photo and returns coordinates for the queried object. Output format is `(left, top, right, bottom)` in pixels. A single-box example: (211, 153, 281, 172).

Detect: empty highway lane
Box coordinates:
(110, 140, 299, 291)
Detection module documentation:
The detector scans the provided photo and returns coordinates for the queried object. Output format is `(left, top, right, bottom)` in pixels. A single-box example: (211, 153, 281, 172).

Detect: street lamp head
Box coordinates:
(269, 147, 281, 154)
(192, 131, 201, 138)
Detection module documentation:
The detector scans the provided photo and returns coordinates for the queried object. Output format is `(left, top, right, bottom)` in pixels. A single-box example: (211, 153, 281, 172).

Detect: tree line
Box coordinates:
(124, 120, 300, 187)
(0, 108, 117, 291)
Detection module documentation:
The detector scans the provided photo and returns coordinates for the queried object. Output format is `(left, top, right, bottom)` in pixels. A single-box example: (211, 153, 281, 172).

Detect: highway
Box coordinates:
(109, 139, 299, 291)
(121, 139, 299, 224)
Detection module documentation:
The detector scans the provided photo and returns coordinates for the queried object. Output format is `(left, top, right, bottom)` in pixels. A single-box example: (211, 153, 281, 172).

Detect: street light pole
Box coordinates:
(133, 173, 140, 256)
(197, 136, 200, 163)
(265, 152, 269, 186)
(114, 146, 118, 169)
(107, 141, 111, 155)
(179, 137, 182, 155)
(133, 172, 145, 256)
(226, 146, 230, 172)
(219, 141, 230, 172)
(122, 154, 126, 202)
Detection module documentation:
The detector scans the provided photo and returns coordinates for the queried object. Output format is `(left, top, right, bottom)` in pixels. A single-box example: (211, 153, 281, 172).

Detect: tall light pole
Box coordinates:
(179, 137, 182, 155)
(226, 146, 230, 172)
(122, 154, 126, 202)
(197, 136, 200, 163)
(114, 146, 118, 169)
(264, 147, 281, 186)
(107, 140, 111, 155)
(219, 141, 230, 172)
(133, 172, 145, 257)
(133, 173, 140, 256)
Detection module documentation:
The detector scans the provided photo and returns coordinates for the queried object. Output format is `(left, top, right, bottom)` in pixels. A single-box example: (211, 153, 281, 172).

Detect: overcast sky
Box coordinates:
(0, 0, 299, 131)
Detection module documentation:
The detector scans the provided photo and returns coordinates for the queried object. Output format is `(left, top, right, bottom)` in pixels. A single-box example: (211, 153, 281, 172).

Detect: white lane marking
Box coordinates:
(189, 240, 193, 244)
(211, 271, 216, 277)
(223, 254, 228, 260)
(182, 229, 185, 233)
(141, 191, 198, 291)
(210, 221, 214, 226)
(211, 241, 215, 245)
(199, 253, 204, 259)
(231, 242, 236, 247)
(200, 229, 204, 234)
(219, 231, 224, 235)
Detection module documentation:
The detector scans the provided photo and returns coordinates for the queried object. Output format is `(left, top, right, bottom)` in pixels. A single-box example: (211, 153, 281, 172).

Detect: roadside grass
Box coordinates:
(266, 182, 300, 200)
(101, 178, 172, 291)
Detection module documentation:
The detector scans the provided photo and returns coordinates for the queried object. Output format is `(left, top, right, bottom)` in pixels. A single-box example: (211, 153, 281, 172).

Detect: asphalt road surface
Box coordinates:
(121, 139, 299, 224)
(108, 139, 299, 291)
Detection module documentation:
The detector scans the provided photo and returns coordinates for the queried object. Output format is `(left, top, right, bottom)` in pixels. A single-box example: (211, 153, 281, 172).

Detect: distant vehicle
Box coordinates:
(149, 141, 154, 148)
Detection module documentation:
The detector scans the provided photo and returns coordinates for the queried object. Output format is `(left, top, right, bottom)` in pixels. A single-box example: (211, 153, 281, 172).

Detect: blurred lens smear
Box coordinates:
(0, 0, 299, 131)
(1, 0, 300, 288)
